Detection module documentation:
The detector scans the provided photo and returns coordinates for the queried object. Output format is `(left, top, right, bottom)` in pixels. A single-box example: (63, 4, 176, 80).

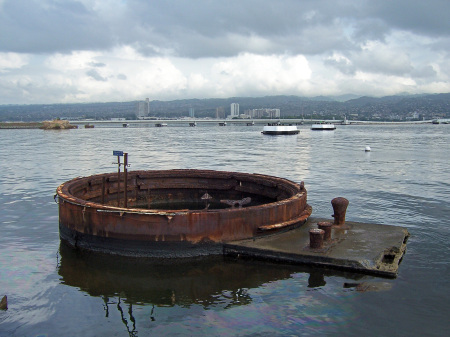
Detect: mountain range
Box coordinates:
(0, 93, 448, 121)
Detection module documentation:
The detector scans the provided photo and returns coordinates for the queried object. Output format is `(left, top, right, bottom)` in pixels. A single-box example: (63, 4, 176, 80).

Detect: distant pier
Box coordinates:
(0, 119, 439, 130)
(66, 118, 436, 128)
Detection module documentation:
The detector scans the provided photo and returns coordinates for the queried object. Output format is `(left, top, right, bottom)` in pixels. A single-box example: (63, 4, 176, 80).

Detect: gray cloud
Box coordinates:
(2, 0, 449, 57)
(86, 69, 107, 82)
(0, 0, 112, 53)
(367, 0, 450, 37)
(88, 62, 106, 68)
(351, 18, 390, 43)
(0, 0, 449, 104)
(412, 65, 437, 78)
(324, 58, 356, 75)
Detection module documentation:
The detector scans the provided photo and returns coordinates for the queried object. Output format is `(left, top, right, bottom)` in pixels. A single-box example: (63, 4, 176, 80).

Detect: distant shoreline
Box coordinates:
(0, 120, 77, 130)
(0, 119, 442, 129)
(0, 122, 43, 129)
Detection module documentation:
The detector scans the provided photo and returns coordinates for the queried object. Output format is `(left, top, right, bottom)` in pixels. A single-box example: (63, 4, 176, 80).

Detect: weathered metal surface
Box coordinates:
(317, 222, 333, 241)
(309, 229, 325, 249)
(224, 217, 410, 278)
(57, 169, 312, 256)
(331, 197, 349, 226)
(220, 197, 251, 208)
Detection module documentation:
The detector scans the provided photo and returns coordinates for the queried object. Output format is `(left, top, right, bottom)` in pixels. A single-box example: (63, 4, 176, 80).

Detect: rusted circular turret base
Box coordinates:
(57, 169, 312, 257)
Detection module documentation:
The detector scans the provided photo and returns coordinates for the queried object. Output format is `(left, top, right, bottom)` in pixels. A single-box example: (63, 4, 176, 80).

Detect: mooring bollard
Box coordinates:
(331, 197, 349, 226)
(309, 229, 325, 249)
(317, 222, 333, 241)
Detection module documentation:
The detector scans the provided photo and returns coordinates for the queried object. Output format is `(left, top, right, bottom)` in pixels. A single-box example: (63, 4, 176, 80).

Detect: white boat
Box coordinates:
(311, 123, 336, 131)
(432, 119, 449, 124)
(262, 123, 299, 135)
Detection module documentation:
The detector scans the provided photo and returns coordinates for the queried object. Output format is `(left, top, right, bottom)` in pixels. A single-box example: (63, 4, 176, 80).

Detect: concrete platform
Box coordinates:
(223, 218, 410, 278)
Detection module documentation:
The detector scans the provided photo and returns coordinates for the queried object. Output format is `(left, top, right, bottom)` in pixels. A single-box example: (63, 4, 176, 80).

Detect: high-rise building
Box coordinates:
(136, 98, 150, 119)
(189, 107, 195, 118)
(230, 103, 239, 117)
(250, 108, 280, 118)
(216, 107, 225, 119)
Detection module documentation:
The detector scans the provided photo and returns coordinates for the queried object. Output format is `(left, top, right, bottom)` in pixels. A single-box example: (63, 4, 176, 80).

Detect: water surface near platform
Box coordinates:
(0, 124, 449, 336)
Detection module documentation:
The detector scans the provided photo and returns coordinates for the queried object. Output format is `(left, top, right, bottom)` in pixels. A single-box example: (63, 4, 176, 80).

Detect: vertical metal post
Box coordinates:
(124, 153, 128, 208)
(134, 175, 138, 205)
(101, 176, 106, 204)
(309, 229, 325, 249)
(331, 197, 349, 226)
(117, 155, 121, 207)
(318, 222, 332, 241)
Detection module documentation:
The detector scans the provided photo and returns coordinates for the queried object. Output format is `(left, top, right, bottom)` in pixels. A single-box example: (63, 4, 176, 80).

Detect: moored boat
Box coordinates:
(262, 123, 299, 135)
(311, 123, 336, 131)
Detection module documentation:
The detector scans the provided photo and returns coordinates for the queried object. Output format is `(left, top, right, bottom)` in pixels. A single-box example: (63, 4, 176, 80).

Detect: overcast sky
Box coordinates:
(1, 0, 449, 104)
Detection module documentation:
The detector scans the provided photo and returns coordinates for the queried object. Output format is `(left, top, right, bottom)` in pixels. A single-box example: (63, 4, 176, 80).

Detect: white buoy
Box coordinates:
(365, 146, 371, 152)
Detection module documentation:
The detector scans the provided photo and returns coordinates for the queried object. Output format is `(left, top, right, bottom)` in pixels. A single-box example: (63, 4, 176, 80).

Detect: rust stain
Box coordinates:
(57, 169, 312, 250)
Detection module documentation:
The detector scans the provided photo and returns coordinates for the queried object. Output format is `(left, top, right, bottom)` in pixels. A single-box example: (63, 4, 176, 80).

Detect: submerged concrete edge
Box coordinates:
(223, 219, 410, 278)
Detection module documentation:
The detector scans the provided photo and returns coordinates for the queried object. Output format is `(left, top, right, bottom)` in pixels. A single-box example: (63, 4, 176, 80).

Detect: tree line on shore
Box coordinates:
(1, 93, 449, 122)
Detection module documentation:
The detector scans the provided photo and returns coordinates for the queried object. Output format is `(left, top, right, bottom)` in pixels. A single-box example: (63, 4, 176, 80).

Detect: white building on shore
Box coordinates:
(229, 103, 239, 119)
(249, 108, 280, 119)
(137, 98, 150, 119)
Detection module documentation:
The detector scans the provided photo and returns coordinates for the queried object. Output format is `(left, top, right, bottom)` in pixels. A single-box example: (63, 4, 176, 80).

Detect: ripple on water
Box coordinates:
(0, 125, 449, 336)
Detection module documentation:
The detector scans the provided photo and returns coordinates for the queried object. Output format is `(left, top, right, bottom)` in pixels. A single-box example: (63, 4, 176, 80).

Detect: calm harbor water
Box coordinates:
(0, 124, 449, 336)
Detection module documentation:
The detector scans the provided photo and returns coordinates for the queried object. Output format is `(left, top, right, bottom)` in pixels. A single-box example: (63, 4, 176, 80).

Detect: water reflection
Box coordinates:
(58, 243, 294, 307)
(57, 242, 373, 334)
(1, 125, 449, 335)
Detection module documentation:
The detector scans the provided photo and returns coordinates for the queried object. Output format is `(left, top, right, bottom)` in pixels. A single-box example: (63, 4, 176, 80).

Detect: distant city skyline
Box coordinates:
(1, 1, 449, 105)
(2, 93, 448, 122)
